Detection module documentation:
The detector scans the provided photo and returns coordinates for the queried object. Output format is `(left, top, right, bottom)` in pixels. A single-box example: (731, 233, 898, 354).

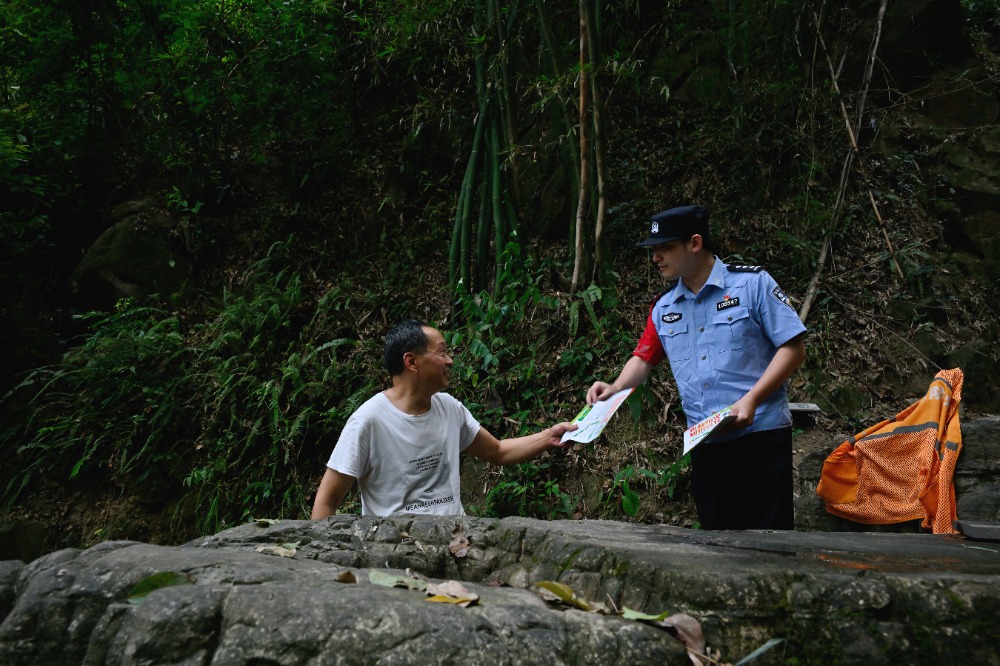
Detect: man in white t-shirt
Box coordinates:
(311, 320, 577, 518)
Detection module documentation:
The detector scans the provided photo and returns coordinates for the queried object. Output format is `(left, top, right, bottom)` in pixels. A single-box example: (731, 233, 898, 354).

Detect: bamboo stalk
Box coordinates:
(536, 0, 581, 256)
(475, 156, 490, 292)
(449, 0, 489, 293)
(588, 0, 608, 286)
(450, 93, 488, 291)
(450, 136, 472, 290)
(854, 0, 887, 139)
(571, 0, 591, 295)
(798, 2, 898, 323)
(535, 0, 581, 186)
(490, 119, 506, 296)
(490, 0, 524, 222)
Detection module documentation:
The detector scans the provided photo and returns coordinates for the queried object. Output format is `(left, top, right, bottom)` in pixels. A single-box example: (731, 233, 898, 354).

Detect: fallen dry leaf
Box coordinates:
(659, 613, 706, 659)
(425, 580, 479, 607)
(368, 570, 428, 591)
(427, 580, 471, 598)
(253, 518, 280, 527)
(334, 570, 357, 584)
(254, 545, 296, 558)
(449, 522, 470, 558)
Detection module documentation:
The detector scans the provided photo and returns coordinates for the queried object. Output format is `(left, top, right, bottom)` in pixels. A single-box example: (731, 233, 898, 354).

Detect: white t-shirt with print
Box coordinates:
(327, 391, 481, 516)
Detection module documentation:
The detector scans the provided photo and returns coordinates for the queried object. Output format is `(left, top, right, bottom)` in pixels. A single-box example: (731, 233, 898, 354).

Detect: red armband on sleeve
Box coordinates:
(632, 306, 666, 365)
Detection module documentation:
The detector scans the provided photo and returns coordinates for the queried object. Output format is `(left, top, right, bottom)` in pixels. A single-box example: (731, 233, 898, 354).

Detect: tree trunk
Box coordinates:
(571, 0, 591, 294)
(588, 0, 608, 286)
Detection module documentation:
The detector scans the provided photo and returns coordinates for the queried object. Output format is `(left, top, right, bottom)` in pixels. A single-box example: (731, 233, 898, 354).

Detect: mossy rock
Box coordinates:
(812, 380, 870, 419)
(71, 209, 193, 309)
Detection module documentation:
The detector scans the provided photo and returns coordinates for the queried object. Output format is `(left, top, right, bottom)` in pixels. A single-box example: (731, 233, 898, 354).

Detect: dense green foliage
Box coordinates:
(1, 0, 679, 537)
(2, 0, 998, 544)
(4, 241, 367, 532)
(1, 236, 640, 534)
(963, 0, 1000, 44)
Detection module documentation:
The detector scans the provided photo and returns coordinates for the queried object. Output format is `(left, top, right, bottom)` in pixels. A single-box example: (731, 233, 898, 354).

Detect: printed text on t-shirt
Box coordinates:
(409, 452, 443, 473)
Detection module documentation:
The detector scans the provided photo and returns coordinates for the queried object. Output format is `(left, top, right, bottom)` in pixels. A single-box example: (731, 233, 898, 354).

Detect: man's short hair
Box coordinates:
(383, 320, 430, 376)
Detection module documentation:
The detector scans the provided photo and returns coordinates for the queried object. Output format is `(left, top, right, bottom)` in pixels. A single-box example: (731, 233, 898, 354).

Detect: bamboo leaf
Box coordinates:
(532, 580, 592, 610)
(426, 594, 479, 607)
(621, 483, 640, 516)
(127, 572, 195, 605)
(621, 607, 671, 622)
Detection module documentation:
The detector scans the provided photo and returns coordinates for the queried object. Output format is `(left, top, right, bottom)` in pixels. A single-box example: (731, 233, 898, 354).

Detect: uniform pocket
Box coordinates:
(660, 322, 692, 362)
(711, 306, 753, 352)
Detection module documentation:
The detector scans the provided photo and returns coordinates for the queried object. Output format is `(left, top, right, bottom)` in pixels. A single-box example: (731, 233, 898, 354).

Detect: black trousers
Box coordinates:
(690, 426, 794, 530)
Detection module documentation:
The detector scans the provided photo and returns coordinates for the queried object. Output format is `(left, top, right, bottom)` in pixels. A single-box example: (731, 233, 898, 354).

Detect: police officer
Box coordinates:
(586, 205, 807, 529)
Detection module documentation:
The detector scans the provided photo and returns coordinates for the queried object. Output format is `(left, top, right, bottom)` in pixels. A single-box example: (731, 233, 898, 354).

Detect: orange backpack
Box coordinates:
(816, 368, 963, 534)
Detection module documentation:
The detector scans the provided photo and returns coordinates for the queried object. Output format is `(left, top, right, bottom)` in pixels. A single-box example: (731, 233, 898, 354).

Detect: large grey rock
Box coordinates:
(192, 517, 1000, 664)
(955, 416, 1000, 521)
(0, 533, 683, 666)
(0, 561, 22, 623)
(3, 515, 999, 665)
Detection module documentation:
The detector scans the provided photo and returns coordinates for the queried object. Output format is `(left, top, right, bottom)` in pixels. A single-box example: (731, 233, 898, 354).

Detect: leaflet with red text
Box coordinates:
(683, 406, 735, 454)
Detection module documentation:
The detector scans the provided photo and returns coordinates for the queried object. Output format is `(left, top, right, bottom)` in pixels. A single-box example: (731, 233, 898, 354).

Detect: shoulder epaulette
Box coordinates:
(727, 263, 763, 273)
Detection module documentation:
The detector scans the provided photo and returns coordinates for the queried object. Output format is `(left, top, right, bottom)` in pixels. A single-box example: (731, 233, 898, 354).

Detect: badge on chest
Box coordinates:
(661, 312, 682, 323)
(716, 296, 740, 311)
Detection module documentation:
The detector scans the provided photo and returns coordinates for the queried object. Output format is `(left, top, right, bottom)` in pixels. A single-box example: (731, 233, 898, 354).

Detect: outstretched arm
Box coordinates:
(310, 468, 357, 519)
(586, 355, 655, 405)
(465, 422, 577, 466)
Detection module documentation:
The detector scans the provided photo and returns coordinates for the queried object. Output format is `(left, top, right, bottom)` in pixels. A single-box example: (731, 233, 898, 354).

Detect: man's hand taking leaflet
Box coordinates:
(547, 422, 579, 446)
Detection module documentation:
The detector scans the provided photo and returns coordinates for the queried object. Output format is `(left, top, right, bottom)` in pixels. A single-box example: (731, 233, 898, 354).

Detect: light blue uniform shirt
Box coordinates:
(652, 258, 807, 439)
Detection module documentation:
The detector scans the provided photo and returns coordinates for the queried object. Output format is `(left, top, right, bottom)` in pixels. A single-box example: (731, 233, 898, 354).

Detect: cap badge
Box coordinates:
(651, 221, 659, 234)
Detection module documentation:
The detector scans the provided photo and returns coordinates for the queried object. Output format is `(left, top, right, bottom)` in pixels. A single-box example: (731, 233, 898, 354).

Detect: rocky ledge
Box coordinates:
(2, 515, 999, 665)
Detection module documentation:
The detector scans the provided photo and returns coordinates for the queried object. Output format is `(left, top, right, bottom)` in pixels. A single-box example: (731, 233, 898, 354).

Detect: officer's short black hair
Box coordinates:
(678, 229, 717, 255)
(383, 319, 430, 376)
